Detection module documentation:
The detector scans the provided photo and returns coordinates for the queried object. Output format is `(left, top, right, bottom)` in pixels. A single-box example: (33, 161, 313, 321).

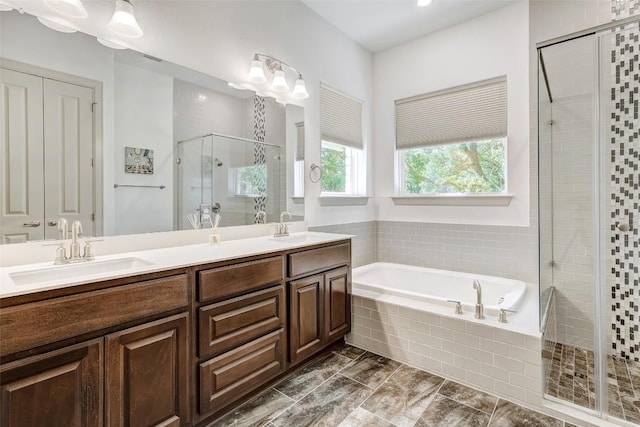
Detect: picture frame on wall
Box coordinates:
(125, 147, 154, 174)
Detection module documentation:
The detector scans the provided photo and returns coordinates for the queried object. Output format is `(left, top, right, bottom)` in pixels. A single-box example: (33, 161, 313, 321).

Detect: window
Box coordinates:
(395, 77, 507, 196)
(320, 84, 365, 196)
(231, 164, 267, 197)
(399, 138, 506, 194)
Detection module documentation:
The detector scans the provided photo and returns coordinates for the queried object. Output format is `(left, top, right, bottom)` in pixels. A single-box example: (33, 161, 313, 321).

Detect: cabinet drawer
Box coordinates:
(198, 256, 283, 303)
(0, 275, 188, 357)
(288, 243, 350, 278)
(199, 328, 285, 415)
(199, 285, 285, 358)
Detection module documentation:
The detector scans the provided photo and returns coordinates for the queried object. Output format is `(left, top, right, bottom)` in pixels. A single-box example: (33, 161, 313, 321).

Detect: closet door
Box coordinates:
(0, 68, 45, 243)
(43, 78, 94, 239)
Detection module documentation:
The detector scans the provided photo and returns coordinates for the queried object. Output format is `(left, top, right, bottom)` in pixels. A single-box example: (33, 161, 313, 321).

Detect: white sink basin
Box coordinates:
(9, 257, 155, 286)
(268, 234, 326, 244)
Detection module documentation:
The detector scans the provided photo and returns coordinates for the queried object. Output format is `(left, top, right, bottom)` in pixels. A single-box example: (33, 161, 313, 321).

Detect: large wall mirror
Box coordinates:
(0, 10, 304, 243)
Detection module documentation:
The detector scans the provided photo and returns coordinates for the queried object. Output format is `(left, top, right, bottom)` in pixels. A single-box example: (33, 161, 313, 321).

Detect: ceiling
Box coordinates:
(301, 0, 520, 53)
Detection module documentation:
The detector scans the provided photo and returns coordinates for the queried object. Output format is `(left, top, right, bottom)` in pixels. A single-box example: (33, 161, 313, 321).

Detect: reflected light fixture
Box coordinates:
(0, 2, 13, 11)
(108, 0, 143, 38)
(37, 16, 77, 32)
(44, 0, 88, 18)
(97, 37, 127, 49)
(417, 0, 433, 6)
(232, 53, 309, 104)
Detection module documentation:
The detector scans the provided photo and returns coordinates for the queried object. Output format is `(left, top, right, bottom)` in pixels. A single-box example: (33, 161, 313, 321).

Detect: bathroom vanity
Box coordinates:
(0, 233, 352, 426)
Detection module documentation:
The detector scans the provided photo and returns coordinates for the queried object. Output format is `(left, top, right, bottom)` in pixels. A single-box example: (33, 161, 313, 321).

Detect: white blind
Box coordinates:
(320, 85, 363, 150)
(295, 121, 305, 161)
(395, 76, 507, 150)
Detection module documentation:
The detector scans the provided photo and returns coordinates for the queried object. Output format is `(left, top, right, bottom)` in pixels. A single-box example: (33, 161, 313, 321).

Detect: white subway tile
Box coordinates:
(510, 372, 537, 390)
(420, 356, 443, 372)
(479, 338, 509, 356)
(442, 363, 467, 382)
(441, 317, 466, 332)
(431, 348, 454, 365)
(466, 322, 494, 339)
(430, 326, 455, 341)
(508, 346, 540, 365)
(454, 331, 480, 348)
(480, 363, 510, 382)
(442, 340, 467, 356)
(494, 355, 525, 374)
(493, 329, 525, 347)
(494, 380, 526, 401)
(454, 355, 481, 372)
(467, 371, 495, 391)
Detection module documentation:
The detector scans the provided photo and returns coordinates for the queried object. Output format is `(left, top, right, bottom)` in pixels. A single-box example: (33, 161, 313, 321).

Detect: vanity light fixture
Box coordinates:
(97, 37, 127, 49)
(417, 0, 433, 6)
(232, 53, 309, 104)
(0, 2, 13, 11)
(43, 0, 88, 18)
(108, 0, 143, 38)
(37, 16, 77, 33)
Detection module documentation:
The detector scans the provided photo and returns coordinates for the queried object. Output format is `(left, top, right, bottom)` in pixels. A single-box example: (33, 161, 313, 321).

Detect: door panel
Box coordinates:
(43, 79, 94, 239)
(289, 274, 323, 364)
(0, 68, 44, 243)
(324, 266, 351, 343)
(0, 339, 103, 427)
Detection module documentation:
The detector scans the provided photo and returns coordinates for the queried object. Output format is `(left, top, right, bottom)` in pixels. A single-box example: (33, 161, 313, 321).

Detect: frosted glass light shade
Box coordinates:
(270, 70, 289, 93)
(291, 78, 309, 100)
(248, 59, 267, 84)
(0, 3, 13, 11)
(108, 0, 143, 38)
(37, 16, 77, 33)
(417, 0, 433, 6)
(44, 0, 88, 18)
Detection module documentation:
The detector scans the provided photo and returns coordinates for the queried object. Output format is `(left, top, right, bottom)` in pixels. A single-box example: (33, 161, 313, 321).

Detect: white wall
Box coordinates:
(113, 62, 173, 235)
(373, 1, 530, 226)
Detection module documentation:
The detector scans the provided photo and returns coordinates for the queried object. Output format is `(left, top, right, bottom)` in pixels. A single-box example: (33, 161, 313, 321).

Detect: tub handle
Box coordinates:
(498, 309, 517, 323)
(447, 300, 463, 315)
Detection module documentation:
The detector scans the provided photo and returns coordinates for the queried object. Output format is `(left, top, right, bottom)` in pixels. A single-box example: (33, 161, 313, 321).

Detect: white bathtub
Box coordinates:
(352, 262, 526, 316)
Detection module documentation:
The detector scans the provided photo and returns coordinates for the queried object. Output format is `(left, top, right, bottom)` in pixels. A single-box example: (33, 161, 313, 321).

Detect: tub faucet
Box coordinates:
(473, 279, 485, 320)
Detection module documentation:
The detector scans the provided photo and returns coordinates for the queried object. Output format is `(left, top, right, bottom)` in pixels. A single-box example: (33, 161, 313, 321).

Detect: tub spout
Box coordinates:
(473, 280, 485, 320)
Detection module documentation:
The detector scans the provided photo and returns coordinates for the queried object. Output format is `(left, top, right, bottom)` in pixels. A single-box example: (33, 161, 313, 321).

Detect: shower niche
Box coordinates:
(538, 18, 640, 425)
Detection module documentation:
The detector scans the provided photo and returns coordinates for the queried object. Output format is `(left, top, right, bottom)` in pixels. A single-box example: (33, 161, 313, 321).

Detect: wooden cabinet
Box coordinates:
(105, 313, 189, 427)
(288, 243, 352, 366)
(0, 339, 103, 427)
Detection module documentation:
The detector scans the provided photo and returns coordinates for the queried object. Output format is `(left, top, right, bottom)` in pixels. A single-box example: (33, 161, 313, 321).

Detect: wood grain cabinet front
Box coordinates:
(105, 313, 189, 427)
(0, 339, 103, 427)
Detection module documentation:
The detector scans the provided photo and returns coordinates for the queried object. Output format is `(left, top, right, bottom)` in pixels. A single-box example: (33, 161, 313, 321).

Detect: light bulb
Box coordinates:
(270, 69, 289, 93)
(97, 38, 127, 49)
(417, 0, 432, 6)
(248, 58, 267, 84)
(291, 77, 309, 100)
(43, 0, 88, 18)
(37, 16, 77, 33)
(108, 0, 143, 38)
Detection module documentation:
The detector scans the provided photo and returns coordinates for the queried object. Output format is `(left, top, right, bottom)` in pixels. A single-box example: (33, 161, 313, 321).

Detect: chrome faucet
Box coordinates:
(53, 219, 94, 264)
(473, 279, 485, 320)
(274, 211, 291, 237)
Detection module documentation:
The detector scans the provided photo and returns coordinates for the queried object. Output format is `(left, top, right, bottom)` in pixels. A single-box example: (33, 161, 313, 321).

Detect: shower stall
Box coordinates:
(538, 16, 640, 425)
(175, 133, 283, 229)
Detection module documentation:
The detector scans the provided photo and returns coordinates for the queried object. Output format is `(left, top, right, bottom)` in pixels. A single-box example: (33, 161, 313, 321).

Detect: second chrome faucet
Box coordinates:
(473, 279, 485, 320)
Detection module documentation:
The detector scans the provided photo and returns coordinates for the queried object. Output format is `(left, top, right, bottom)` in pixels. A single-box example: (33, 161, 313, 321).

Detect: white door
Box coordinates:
(0, 68, 95, 243)
(0, 68, 45, 244)
(43, 78, 94, 239)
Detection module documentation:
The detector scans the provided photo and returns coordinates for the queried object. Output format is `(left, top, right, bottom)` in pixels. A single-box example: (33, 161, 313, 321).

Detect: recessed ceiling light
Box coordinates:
(417, 0, 433, 7)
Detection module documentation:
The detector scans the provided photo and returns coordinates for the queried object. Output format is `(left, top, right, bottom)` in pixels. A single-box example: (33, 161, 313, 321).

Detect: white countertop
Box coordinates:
(0, 231, 353, 299)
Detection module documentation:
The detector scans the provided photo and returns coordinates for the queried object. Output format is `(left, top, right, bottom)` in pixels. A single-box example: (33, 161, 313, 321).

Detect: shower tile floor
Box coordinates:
(544, 342, 640, 424)
(210, 343, 573, 427)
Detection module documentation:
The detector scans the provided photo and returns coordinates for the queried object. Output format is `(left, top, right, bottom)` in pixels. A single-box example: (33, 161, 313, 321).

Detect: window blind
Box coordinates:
(320, 85, 363, 150)
(295, 121, 305, 161)
(395, 76, 507, 150)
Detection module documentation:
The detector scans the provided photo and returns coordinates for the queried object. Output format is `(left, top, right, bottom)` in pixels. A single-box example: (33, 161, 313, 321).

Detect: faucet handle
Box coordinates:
(54, 243, 67, 265)
(447, 300, 464, 315)
(83, 241, 95, 261)
(498, 309, 517, 323)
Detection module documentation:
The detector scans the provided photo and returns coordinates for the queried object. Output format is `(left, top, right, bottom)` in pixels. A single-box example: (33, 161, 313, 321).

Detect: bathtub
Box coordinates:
(352, 262, 526, 316)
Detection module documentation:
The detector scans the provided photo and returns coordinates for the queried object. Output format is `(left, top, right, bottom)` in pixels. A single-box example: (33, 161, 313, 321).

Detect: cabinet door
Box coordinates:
(324, 266, 351, 343)
(289, 274, 324, 364)
(105, 313, 189, 427)
(0, 339, 102, 427)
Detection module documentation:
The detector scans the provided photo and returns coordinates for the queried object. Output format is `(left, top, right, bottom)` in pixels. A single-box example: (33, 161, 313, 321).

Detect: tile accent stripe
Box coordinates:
(253, 95, 267, 223)
(609, 4, 640, 362)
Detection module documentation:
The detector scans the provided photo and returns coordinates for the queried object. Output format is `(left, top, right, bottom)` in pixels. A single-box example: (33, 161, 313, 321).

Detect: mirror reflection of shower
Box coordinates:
(176, 133, 284, 229)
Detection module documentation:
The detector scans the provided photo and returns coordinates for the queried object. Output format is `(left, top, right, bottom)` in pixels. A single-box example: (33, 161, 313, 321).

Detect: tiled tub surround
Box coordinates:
(211, 343, 577, 426)
(310, 221, 376, 268)
(544, 342, 640, 424)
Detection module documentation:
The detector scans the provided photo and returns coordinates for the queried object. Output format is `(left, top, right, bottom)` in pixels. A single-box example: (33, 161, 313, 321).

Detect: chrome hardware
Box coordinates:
(473, 280, 485, 320)
(54, 243, 67, 265)
(498, 309, 517, 323)
(22, 220, 41, 227)
(48, 219, 58, 226)
(57, 218, 68, 240)
(447, 300, 463, 315)
(70, 220, 83, 260)
(274, 211, 291, 237)
(83, 241, 95, 261)
(52, 220, 96, 265)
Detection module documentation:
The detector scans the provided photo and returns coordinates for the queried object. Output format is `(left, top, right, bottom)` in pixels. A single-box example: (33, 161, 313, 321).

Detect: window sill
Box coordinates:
(318, 196, 370, 206)
(291, 196, 304, 204)
(390, 194, 513, 206)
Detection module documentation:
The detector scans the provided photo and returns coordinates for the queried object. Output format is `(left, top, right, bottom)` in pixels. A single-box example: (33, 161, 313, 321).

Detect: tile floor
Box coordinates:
(544, 342, 640, 424)
(210, 343, 573, 427)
